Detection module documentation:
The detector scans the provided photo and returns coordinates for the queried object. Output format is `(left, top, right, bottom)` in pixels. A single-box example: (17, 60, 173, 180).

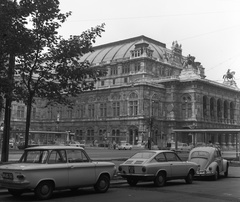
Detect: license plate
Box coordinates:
(2, 172, 13, 180)
(129, 166, 135, 174)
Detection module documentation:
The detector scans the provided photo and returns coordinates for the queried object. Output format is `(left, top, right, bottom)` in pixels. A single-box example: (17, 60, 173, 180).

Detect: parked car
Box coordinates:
(67, 141, 85, 148)
(188, 146, 229, 180)
(118, 143, 132, 150)
(0, 146, 116, 200)
(118, 150, 199, 187)
(170, 142, 192, 152)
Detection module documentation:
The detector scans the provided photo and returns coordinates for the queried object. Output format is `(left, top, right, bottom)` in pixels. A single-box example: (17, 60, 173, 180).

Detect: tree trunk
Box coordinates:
(1, 53, 15, 162)
(24, 96, 33, 148)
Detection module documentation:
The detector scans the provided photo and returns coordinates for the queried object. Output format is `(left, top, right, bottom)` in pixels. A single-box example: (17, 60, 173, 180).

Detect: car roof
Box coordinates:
(25, 145, 84, 150)
(191, 146, 218, 153)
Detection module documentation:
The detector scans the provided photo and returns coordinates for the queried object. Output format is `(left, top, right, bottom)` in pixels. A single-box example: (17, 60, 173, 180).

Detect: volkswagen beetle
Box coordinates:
(188, 146, 229, 180)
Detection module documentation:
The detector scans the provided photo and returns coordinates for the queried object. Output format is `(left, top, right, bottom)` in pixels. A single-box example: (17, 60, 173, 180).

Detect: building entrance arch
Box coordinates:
(128, 126, 139, 145)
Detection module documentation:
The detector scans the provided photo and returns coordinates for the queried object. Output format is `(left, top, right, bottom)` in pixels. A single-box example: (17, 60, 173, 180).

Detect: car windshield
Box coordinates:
(190, 151, 210, 159)
(19, 150, 49, 163)
(130, 152, 155, 159)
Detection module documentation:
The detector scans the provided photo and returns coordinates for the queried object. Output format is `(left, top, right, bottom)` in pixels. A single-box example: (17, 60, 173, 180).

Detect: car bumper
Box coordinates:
(195, 170, 214, 177)
(120, 173, 155, 181)
(0, 180, 30, 189)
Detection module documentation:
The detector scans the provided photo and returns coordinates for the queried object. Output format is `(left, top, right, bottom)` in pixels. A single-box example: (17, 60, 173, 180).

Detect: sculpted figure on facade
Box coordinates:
(223, 69, 235, 81)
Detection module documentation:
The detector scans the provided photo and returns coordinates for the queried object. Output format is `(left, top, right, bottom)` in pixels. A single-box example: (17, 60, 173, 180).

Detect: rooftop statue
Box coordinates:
(223, 69, 235, 81)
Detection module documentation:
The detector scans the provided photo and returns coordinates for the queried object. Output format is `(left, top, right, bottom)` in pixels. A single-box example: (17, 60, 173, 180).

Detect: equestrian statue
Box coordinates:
(223, 69, 235, 81)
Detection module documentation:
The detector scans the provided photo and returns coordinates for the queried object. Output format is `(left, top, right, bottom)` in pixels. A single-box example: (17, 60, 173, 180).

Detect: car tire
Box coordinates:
(154, 172, 166, 187)
(94, 175, 110, 193)
(185, 170, 194, 184)
(8, 189, 24, 197)
(213, 168, 219, 181)
(34, 181, 54, 200)
(224, 164, 229, 177)
(127, 178, 138, 186)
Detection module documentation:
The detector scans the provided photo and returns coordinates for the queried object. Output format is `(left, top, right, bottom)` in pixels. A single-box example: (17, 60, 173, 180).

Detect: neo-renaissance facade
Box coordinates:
(2, 35, 240, 149)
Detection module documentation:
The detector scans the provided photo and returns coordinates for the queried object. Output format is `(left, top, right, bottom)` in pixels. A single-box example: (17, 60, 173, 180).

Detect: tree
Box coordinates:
(1, 0, 106, 157)
(0, 0, 30, 162)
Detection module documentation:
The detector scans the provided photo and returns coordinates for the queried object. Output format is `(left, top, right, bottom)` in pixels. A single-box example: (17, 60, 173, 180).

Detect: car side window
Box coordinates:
(155, 153, 166, 162)
(67, 149, 89, 163)
(48, 150, 66, 164)
(165, 152, 181, 162)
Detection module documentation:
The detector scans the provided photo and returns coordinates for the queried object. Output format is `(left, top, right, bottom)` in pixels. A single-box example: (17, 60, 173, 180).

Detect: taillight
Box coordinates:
(142, 167, 146, 172)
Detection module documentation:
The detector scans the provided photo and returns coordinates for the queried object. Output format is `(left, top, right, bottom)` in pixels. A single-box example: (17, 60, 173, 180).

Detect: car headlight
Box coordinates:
(16, 173, 25, 180)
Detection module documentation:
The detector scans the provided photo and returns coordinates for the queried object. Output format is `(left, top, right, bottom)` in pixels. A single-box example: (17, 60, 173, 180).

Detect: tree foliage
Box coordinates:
(0, 0, 106, 148)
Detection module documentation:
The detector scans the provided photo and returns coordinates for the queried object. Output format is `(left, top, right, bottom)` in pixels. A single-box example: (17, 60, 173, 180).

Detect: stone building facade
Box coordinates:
(2, 35, 240, 148)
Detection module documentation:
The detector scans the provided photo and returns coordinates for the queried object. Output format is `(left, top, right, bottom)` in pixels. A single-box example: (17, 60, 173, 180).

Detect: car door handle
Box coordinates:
(70, 165, 74, 169)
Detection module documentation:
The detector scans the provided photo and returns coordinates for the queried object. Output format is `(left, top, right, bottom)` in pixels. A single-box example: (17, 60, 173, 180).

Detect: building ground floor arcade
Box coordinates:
(173, 129, 240, 151)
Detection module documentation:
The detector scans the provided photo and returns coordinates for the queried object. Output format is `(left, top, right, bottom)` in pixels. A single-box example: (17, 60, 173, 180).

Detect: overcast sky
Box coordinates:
(58, 0, 240, 87)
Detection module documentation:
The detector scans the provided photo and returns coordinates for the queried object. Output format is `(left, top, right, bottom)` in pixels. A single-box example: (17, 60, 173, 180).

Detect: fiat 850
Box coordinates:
(118, 150, 199, 187)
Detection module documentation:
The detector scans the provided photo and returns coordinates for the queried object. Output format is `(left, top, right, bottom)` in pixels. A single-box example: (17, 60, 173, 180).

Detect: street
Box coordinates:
(1, 175, 240, 202)
(0, 147, 240, 201)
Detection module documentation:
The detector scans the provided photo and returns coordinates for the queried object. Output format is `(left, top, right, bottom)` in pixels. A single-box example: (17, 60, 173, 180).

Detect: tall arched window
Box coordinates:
(151, 94, 159, 117)
(230, 102, 234, 121)
(217, 99, 222, 121)
(203, 96, 207, 118)
(210, 97, 215, 119)
(224, 100, 228, 119)
(129, 92, 138, 116)
(181, 95, 192, 118)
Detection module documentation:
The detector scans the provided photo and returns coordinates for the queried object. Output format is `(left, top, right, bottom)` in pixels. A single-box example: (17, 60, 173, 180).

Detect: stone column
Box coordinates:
(227, 134, 233, 150)
(214, 133, 219, 147)
(221, 133, 227, 150)
(233, 134, 236, 149)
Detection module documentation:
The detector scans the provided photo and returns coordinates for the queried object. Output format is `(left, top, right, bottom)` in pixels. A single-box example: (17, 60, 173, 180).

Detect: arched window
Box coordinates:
(210, 97, 215, 119)
(230, 102, 234, 120)
(129, 92, 138, 116)
(217, 99, 222, 120)
(181, 95, 192, 118)
(203, 96, 207, 118)
(151, 94, 160, 117)
(224, 100, 228, 119)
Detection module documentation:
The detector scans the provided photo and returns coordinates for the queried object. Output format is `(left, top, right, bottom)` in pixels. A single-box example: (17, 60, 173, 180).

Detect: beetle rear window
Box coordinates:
(190, 151, 209, 159)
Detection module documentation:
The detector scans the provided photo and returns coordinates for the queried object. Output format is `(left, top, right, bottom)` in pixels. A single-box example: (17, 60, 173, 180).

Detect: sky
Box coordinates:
(57, 0, 240, 87)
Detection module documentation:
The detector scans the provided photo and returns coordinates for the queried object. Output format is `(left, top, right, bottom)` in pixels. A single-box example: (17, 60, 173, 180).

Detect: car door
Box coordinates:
(47, 150, 68, 188)
(165, 152, 188, 177)
(67, 149, 96, 187)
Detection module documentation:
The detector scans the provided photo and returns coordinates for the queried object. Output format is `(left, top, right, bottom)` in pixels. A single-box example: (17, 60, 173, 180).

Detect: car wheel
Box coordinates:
(34, 181, 54, 200)
(8, 189, 24, 197)
(224, 164, 229, 177)
(154, 172, 166, 187)
(213, 168, 219, 181)
(127, 178, 138, 186)
(185, 170, 194, 184)
(94, 175, 110, 193)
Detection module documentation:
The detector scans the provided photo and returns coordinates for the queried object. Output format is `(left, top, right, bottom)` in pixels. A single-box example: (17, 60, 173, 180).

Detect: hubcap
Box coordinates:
(41, 185, 50, 195)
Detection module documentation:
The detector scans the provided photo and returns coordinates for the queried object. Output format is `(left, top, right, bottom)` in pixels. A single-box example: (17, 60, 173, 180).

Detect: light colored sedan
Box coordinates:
(0, 146, 116, 200)
(118, 143, 132, 150)
(188, 146, 229, 180)
(118, 150, 199, 187)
